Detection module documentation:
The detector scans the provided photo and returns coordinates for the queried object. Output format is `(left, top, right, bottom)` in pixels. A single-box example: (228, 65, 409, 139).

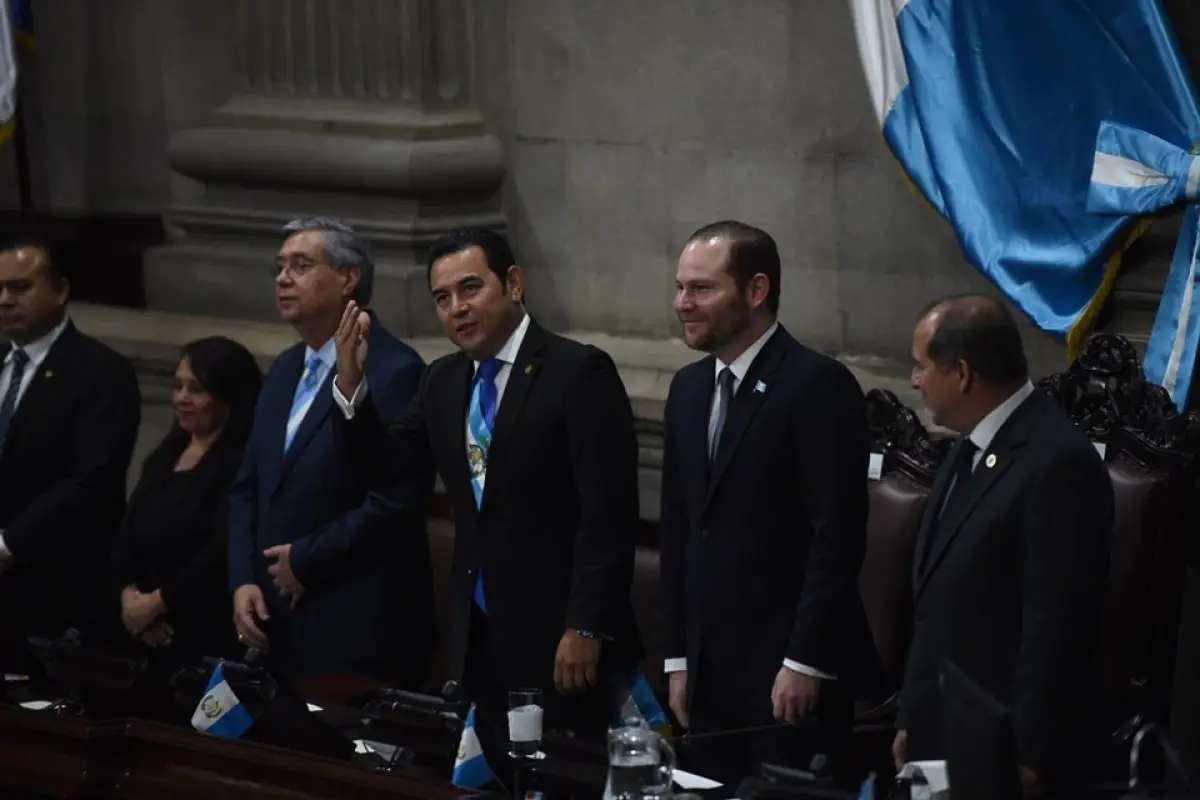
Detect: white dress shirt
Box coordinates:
(334, 314, 533, 479)
(0, 316, 70, 556)
(965, 381, 1035, 471)
(663, 321, 836, 682)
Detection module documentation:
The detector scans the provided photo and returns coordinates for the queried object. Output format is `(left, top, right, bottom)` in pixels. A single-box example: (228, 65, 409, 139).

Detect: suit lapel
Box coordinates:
(277, 364, 335, 480)
(915, 395, 1041, 597)
(704, 328, 787, 507)
(681, 364, 715, 515)
(7, 324, 77, 440)
(439, 353, 477, 513)
(912, 439, 961, 585)
(263, 348, 303, 496)
(482, 322, 546, 505)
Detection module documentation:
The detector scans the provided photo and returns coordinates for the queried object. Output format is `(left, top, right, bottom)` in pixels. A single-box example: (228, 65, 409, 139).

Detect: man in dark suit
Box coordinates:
(331, 228, 642, 778)
(895, 294, 1113, 796)
(0, 240, 141, 671)
(659, 221, 881, 782)
(228, 217, 435, 685)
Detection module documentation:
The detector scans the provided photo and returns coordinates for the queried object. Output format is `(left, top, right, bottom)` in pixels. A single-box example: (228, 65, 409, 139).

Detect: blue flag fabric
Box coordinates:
(190, 664, 254, 739)
(852, 0, 1200, 364)
(1088, 122, 1200, 407)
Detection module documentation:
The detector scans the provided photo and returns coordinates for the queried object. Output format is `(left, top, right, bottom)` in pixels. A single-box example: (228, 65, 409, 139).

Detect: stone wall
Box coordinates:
(6, 0, 1067, 368)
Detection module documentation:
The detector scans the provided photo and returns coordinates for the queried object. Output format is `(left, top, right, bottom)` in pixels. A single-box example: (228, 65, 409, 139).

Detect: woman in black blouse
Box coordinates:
(112, 336, 262, 680)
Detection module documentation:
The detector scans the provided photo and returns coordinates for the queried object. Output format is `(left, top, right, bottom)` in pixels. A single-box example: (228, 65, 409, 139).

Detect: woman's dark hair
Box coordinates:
(173, 336, 263, 449)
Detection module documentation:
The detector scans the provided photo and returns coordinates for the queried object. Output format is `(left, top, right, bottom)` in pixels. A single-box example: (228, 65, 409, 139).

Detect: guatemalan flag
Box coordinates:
(851, 0, 1200, 406)
(451, 704, 496, 789)
(190, 663, 254, 739)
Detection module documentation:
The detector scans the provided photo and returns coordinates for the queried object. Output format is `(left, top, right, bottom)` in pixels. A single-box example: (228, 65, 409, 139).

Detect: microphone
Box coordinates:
(670, 715, 818, 745)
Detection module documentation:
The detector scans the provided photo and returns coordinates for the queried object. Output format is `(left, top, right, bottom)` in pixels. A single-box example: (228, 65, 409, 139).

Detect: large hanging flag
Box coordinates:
(0, 0, 18, 144)
(850, 1, 1200, 385)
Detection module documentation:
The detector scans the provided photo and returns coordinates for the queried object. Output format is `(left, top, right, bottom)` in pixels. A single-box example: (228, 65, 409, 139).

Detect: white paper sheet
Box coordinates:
(673, 768, 723, 789)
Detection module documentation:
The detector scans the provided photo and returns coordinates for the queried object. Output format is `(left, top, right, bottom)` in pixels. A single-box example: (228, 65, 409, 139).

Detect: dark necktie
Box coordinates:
(922, 438, 978, 567)
(0, 349, 30, 453)
(709, 367, 735, 464)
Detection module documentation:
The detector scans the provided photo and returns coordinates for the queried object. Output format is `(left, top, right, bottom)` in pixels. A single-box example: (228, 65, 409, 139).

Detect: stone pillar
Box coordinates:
(144, 0, 505, 336)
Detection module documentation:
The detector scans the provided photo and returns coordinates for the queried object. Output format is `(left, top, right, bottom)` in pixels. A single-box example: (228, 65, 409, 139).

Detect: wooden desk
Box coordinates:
(0, 704, 125, 799)
(119, 718, 483, 800)
(0, 704, 487, 800)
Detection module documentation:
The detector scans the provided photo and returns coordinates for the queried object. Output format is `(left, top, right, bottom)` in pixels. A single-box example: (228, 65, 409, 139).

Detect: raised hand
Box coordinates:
(334, 300, 371, 399)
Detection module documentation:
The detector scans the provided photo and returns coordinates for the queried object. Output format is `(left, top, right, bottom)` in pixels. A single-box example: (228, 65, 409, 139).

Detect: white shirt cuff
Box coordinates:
(332, 376, 369, 420)
(0, 531, 7, 556)
(663, 658, 687, 673)
(783, 659, 836, 680)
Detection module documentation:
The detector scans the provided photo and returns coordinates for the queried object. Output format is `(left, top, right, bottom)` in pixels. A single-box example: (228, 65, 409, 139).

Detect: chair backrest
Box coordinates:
(1037, 333, 1200, 734)
(860, 389, 950, 694)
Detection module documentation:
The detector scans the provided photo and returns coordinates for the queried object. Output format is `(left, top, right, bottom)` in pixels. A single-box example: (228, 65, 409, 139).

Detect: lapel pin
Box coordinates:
(985, 453, 997, 468)
(524, 364, 534, 375)
(43, 370, 53, 378)
(754, 380, 767, 394)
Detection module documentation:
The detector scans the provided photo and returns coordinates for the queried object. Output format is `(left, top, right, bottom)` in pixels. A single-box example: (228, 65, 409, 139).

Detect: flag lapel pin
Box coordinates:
(754, 380, 767, 394)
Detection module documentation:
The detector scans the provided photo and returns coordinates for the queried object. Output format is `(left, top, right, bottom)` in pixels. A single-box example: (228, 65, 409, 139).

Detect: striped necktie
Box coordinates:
(468, 358, 503, 612)
(0, 348, 30, 453)
(284, 354, 324, 452)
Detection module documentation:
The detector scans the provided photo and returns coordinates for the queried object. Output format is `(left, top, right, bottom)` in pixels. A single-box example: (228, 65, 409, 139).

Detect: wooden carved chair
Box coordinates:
(856, 389, 951, 721)
(1038, 333, 1200, 777)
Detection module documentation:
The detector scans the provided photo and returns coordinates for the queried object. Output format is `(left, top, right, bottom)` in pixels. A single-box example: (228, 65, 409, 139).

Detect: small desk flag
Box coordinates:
(190, 663, 254, 739)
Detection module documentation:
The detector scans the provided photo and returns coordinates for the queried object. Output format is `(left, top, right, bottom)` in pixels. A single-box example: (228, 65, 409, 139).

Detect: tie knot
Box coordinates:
(477, 359, 503, 384)
(718, 367, 735, 390)
(10, 348, 28, 367)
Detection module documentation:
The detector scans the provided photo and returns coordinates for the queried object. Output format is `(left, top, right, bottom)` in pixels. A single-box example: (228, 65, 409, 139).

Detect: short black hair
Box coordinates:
(919, 294, 1028, 386)
(5, 237, 70, 287)
(426, 228, 517, 292)
(686, 220, 781, 314)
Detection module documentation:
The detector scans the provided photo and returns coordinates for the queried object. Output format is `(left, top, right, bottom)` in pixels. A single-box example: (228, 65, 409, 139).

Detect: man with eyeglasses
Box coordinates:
(227, 217, 436, 685)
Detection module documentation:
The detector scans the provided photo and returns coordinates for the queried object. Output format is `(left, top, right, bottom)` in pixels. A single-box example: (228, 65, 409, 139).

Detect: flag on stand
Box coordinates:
(451, 704, 497, 789)
(851, 0, 1200, 402)
(190, 663, 254, 739)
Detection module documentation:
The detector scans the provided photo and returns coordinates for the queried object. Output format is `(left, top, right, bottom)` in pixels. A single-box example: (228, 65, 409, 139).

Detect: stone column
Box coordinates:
(144, 0, 505, 336)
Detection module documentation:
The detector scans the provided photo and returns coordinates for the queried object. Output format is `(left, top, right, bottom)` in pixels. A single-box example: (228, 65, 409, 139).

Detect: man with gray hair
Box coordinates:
(228, 217, 436, 684)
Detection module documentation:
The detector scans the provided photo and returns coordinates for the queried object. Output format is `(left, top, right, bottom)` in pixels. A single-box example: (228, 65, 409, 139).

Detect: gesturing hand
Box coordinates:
(334, 300, 371, 399)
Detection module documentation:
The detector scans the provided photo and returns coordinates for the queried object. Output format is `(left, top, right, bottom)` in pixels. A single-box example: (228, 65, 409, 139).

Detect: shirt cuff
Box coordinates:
(332, 376, 369, 419)
(0, 531, 8, 556)
(663, 657, 687, 673)
(783, 659, 837, 680)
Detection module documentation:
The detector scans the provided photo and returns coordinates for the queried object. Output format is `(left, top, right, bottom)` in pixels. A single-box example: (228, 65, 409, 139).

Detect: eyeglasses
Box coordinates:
(271, 258, 324, 279)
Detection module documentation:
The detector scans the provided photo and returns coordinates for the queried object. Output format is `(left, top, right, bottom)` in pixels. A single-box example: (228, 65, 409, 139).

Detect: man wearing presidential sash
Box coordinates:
(332, 228, 643, 784)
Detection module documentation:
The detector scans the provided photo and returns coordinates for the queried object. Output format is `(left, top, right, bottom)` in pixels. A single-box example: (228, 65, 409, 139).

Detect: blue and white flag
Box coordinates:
(851, 0, 1200, 368)
(610, 666, 671, 737)
(1089, 123, 1200, 407)
(451, 704, 496, 789)
(190, 664, 254, 739)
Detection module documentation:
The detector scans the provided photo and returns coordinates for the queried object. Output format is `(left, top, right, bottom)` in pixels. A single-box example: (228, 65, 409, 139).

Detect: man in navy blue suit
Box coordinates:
(228, 217, 435, 685)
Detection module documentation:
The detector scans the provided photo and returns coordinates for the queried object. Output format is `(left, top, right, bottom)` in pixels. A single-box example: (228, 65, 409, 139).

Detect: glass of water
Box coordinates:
(507, 688, 544, 758)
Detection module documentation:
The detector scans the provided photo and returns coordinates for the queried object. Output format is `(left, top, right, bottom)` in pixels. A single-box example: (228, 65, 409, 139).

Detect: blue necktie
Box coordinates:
(284, 354, 323, 452)
(468, 359, 503, 612)
(0, 349, 29, 453)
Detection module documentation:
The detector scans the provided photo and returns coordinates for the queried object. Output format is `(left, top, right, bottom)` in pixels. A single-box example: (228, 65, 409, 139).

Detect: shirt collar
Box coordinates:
(475, 311, 531, 371)
(7, 315, 70, 369)
(305, 337, 338, 371)
(714, 321, 780, 384)
(968, 381, 1035, 453)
